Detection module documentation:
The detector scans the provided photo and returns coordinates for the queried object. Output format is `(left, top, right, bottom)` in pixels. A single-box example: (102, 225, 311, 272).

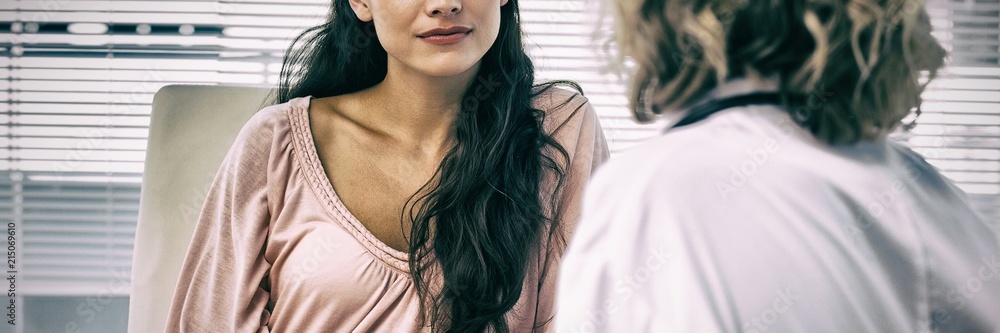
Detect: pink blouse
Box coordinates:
(165, 88, 609, 332)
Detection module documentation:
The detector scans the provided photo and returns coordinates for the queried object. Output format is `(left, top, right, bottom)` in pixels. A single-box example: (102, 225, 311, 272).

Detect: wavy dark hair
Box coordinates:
(276, 1, 576, 332)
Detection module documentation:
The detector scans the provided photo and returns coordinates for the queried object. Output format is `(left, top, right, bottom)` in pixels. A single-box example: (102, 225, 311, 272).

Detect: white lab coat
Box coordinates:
(556, 77, 1000, 333)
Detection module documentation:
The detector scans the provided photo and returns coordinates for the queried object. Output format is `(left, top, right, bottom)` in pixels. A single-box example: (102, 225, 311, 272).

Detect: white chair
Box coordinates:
(129, 85, 273, 333)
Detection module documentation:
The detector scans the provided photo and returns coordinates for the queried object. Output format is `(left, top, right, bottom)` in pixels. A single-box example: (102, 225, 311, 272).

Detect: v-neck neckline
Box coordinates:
(287, 96, 417, 273)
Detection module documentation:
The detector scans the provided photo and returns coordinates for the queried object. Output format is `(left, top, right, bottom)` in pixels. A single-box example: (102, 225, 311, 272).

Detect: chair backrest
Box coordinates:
(129, 85, 273, 333)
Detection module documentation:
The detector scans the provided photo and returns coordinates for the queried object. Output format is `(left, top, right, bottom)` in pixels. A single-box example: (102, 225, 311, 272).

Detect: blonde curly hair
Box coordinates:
(613, 0, 947, 144)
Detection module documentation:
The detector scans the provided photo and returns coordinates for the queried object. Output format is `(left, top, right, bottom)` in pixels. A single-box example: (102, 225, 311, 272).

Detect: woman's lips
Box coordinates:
(417, 26, 473, 45)
(419, 31, 471, 45)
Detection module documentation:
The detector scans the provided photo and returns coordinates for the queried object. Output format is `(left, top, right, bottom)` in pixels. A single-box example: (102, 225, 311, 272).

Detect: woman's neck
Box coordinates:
(359, 61, 480, 149)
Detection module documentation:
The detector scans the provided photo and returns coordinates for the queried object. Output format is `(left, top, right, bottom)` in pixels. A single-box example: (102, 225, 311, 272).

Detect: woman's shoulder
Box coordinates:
(240, 97, 309, 137)
(531, 84, 609, 172)
(227, 97, 305, 157)
(247, 97, 304, 130)
(531, 84, 595, 136)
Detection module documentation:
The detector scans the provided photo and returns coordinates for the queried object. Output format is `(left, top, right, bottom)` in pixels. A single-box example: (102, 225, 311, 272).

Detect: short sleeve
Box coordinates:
(165, 108, 291, 333)
(531, 87, 611, 331)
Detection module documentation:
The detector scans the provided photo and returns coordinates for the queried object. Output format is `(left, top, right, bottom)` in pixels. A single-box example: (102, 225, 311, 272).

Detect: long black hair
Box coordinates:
(277, 1, 576, 331)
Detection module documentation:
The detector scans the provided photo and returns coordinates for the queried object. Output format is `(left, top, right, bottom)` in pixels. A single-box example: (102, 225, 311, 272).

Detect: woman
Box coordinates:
(166, 0, 608, 331)
(557, 0, 999, 332)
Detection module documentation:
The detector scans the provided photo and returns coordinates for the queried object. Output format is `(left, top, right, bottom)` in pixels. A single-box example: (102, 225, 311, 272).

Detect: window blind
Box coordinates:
(909, 0, 1000, 220)
(0, 0, 997, 324)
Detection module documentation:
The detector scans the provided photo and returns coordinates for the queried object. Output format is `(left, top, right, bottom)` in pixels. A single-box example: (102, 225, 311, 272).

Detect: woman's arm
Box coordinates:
(165, 111, 283, 333)
(533, 89, 611, 331)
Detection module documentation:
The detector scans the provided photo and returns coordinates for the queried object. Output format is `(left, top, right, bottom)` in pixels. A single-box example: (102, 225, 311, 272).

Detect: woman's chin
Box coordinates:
(415, 57, 482, 78)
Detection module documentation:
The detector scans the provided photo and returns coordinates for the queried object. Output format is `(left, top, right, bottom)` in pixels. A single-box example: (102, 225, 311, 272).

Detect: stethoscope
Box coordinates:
(667, 92, 783, 132)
